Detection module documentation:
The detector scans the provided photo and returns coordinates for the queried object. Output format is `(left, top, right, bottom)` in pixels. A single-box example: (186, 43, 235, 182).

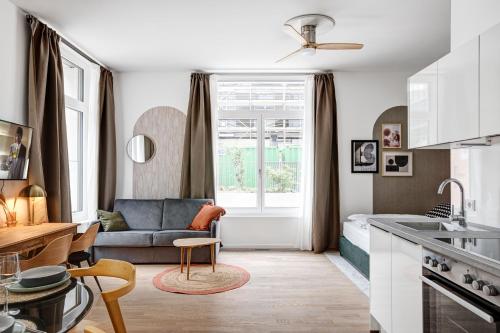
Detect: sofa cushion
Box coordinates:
(162, 198, 213, 230)
(152, 230, 211, 246)
(95, 230, 153, 247)
(114, 199, 164, 230)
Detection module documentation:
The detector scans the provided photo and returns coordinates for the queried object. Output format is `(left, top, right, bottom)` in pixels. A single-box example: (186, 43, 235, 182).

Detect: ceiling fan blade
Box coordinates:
(316, 43, 364, 50)
(275, 47, 306, 63)
(283, 24, 307, 45)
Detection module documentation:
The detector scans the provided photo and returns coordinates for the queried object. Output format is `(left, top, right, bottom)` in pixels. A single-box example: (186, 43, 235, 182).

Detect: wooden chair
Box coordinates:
(67, 223, 102, 291)
(20, 234, 73, 271)
(68, 259, 136, 333)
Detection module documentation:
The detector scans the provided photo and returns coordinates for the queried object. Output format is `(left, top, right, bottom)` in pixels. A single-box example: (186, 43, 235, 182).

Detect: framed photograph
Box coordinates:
(351, 140, 379, 173)
(382, 151, 413, 176)
(382, 123, 401, 148)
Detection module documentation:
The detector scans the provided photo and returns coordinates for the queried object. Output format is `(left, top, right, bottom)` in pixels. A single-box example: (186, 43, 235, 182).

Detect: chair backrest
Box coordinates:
(20, 233, 73, 271)
(70, 223, 100, 253)
(69, 259, 136, 333)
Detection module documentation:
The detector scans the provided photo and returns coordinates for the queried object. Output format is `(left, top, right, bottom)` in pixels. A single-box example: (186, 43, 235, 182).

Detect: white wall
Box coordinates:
(0, 1, 29, 204)
(0, 0, 28, 125)
(115, 70, 408, 247)
(336, 72, 409, 222)
(114, 71, 191, 198)
(451, 0, 500, 50)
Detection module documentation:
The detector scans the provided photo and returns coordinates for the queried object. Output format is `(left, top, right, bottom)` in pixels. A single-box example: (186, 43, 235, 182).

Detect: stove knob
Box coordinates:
(431, 259, 439, 267)
(438, 263, 449, 272)
(472, 280, 485, 290)
(462, 274, 473, 284)
(424, 256, 432, 264)
(483, 285, 498, 296)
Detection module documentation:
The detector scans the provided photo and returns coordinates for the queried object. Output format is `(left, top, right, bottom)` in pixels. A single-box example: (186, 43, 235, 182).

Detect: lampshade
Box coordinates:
(18, 185, 47, 198)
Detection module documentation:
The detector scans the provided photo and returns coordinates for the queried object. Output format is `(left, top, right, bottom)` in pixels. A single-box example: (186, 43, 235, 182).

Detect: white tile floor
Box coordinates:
(325, 251, 370, 296)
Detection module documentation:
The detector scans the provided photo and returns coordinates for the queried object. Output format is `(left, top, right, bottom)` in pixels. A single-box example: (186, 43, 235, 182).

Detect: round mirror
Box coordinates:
(127, 135, 155, 163)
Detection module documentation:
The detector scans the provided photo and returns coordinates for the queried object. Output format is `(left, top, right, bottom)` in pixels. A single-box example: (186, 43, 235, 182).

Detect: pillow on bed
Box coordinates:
(425, 203, 451, 218)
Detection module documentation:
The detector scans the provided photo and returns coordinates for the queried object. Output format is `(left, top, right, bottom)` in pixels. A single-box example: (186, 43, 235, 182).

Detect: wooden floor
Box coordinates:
(71, 250, 369, 333)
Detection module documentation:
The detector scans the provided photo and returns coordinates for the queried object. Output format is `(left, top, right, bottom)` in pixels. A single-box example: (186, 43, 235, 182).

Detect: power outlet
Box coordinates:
(465, 199, 476, 212)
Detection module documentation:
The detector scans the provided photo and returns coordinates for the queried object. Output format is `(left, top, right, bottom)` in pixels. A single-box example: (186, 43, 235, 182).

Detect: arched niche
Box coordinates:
(372, 106, 450, 214)
(132, 106, 186, 199)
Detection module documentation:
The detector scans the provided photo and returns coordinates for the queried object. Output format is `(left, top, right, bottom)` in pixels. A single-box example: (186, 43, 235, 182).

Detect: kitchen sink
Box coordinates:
(395, 221, 453, 231)
(395, 221, 487, 232)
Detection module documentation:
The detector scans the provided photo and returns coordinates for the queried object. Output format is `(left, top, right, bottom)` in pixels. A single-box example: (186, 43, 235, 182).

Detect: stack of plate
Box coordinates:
(8, 266, 70, 293)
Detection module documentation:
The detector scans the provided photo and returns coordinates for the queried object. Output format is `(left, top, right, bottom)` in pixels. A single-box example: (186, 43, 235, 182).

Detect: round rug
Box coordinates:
(153, 264, 250, 295)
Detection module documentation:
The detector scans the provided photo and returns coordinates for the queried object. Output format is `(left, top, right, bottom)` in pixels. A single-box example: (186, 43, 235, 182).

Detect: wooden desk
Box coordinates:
(0, 223, 77, 254)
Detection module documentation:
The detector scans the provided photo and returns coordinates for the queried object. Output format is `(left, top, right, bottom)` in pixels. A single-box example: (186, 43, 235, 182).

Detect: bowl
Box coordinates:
(20, 265, 67, 288)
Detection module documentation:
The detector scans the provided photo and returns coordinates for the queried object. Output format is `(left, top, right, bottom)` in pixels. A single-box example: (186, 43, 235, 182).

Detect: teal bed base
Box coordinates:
(339, 236, 370, 279)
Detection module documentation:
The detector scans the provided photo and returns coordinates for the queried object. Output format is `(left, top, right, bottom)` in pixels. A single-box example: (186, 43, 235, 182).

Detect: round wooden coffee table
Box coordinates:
(173, 238, 221, 280)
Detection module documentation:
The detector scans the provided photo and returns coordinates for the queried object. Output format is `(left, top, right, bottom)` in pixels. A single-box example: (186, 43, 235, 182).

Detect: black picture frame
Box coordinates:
(351, 140, 379, 174)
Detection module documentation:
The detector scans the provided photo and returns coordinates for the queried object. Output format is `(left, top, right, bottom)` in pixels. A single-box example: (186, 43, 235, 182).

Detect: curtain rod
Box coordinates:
(204, 71, 330, 75)
(25, 14, 110, 71)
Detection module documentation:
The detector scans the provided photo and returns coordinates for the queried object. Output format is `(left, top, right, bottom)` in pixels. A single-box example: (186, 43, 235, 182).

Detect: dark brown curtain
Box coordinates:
(312, 73, 340, 253)
(27, 17, 72, 222)
(98, 68, 116, 211)
(180, 73, 215, 199)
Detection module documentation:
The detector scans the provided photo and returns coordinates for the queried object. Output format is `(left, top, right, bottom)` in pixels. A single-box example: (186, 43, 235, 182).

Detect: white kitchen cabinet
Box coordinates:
(437, 36, 480, 143)
(408, 62, 439, 148)
(480, 23, 500, 137)
(391, 234, 423, 333)
(370, 226, 392, 333)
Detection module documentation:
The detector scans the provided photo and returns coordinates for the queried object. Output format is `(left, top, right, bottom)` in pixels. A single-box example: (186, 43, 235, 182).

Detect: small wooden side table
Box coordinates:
(173, 238, 221, 280)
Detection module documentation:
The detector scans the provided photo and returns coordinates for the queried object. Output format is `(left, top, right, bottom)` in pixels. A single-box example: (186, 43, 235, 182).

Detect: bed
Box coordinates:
(340, 214, 424, 279)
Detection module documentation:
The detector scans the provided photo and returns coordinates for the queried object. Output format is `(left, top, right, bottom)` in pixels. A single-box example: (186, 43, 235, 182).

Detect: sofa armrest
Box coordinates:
(210, 220, 219, 238)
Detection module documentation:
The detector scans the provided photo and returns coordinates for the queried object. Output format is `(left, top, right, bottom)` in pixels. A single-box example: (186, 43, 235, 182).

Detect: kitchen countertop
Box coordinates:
(369, 217, 500, 277)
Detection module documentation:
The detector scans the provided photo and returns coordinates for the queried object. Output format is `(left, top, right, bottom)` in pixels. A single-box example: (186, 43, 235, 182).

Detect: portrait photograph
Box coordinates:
(351, 140, 379, 173)
(382, 123, 401, 148)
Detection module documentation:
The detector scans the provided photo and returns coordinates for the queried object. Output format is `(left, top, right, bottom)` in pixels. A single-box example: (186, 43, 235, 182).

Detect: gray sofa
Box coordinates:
(93, 198, 220, 264)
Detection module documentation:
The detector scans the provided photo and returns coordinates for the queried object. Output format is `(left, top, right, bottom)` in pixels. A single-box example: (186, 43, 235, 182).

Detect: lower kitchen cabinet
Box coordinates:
(370, 227, 423, 333)
(370, 226, 392, 332)
(391, 234, 423, 333)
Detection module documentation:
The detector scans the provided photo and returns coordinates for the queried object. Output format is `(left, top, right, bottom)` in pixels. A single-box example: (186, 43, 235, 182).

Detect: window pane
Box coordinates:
(217, 81, 305, 113)
(63, 60, 83, 101)
(65, 108, 82, 213)
(264, 119, 303, 208)
(217, 119, 258, 207)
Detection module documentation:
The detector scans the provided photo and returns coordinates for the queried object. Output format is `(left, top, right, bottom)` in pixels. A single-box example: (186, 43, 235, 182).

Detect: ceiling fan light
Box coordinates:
(301, 48, 316, 56)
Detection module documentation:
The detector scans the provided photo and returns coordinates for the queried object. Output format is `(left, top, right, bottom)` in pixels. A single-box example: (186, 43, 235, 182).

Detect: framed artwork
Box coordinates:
(382, 151, 413, 176)
(351, 140, 379, 173)
(382, 123, 402, 148)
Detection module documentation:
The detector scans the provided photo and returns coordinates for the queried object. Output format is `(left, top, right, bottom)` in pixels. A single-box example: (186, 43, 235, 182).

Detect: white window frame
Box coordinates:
(60, 43, 90, 222)
(215, 75, 306, 216)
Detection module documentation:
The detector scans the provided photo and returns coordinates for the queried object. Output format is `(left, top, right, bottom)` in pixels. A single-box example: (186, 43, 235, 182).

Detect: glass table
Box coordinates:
(11, 279, 93, 333)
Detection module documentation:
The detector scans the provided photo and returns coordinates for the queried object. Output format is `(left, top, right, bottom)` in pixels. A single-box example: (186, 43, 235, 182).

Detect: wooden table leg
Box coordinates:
(180, 247, 184, 273)
(210, 243, 215, 272)
(187, 247, 192, 280)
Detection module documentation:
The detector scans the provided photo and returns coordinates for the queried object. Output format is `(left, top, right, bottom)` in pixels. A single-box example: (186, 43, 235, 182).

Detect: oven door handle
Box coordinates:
(420, 275, 495, 323)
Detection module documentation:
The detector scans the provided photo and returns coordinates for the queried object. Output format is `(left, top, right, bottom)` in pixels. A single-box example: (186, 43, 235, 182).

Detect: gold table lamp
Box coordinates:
(17, 185, 47, 225)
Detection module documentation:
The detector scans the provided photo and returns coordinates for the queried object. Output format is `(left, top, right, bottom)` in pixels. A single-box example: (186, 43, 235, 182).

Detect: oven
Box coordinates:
(422, 268, 500, 332)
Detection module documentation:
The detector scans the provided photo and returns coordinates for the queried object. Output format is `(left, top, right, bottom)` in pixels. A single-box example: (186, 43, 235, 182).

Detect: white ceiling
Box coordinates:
(12, 0, 451, 73)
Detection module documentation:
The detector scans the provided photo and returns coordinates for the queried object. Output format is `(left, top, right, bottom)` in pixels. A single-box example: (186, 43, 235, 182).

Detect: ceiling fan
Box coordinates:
(277, 14, 364, 63)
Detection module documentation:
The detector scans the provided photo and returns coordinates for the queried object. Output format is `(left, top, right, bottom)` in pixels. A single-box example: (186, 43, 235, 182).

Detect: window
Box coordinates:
(215, 78, 307, 214)
(61, 45, 90, 221)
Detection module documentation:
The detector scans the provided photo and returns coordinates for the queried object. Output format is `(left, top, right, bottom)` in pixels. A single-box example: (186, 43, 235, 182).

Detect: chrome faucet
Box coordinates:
(437, 178, 466, 227)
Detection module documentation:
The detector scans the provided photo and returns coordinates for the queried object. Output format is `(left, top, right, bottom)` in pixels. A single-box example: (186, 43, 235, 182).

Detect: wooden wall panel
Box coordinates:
(372, 106, 450, 214)
(133, 106, 186, 199)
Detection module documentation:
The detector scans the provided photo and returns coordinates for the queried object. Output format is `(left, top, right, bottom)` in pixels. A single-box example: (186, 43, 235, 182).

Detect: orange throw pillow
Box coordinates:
(188, 203, 226, 231)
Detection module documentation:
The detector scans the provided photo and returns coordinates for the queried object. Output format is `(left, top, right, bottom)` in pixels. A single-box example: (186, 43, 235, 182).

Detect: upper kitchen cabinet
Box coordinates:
(408, 62, 438, 148)
(480, 23, 500, 137)
(437, 37, 480, 143)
